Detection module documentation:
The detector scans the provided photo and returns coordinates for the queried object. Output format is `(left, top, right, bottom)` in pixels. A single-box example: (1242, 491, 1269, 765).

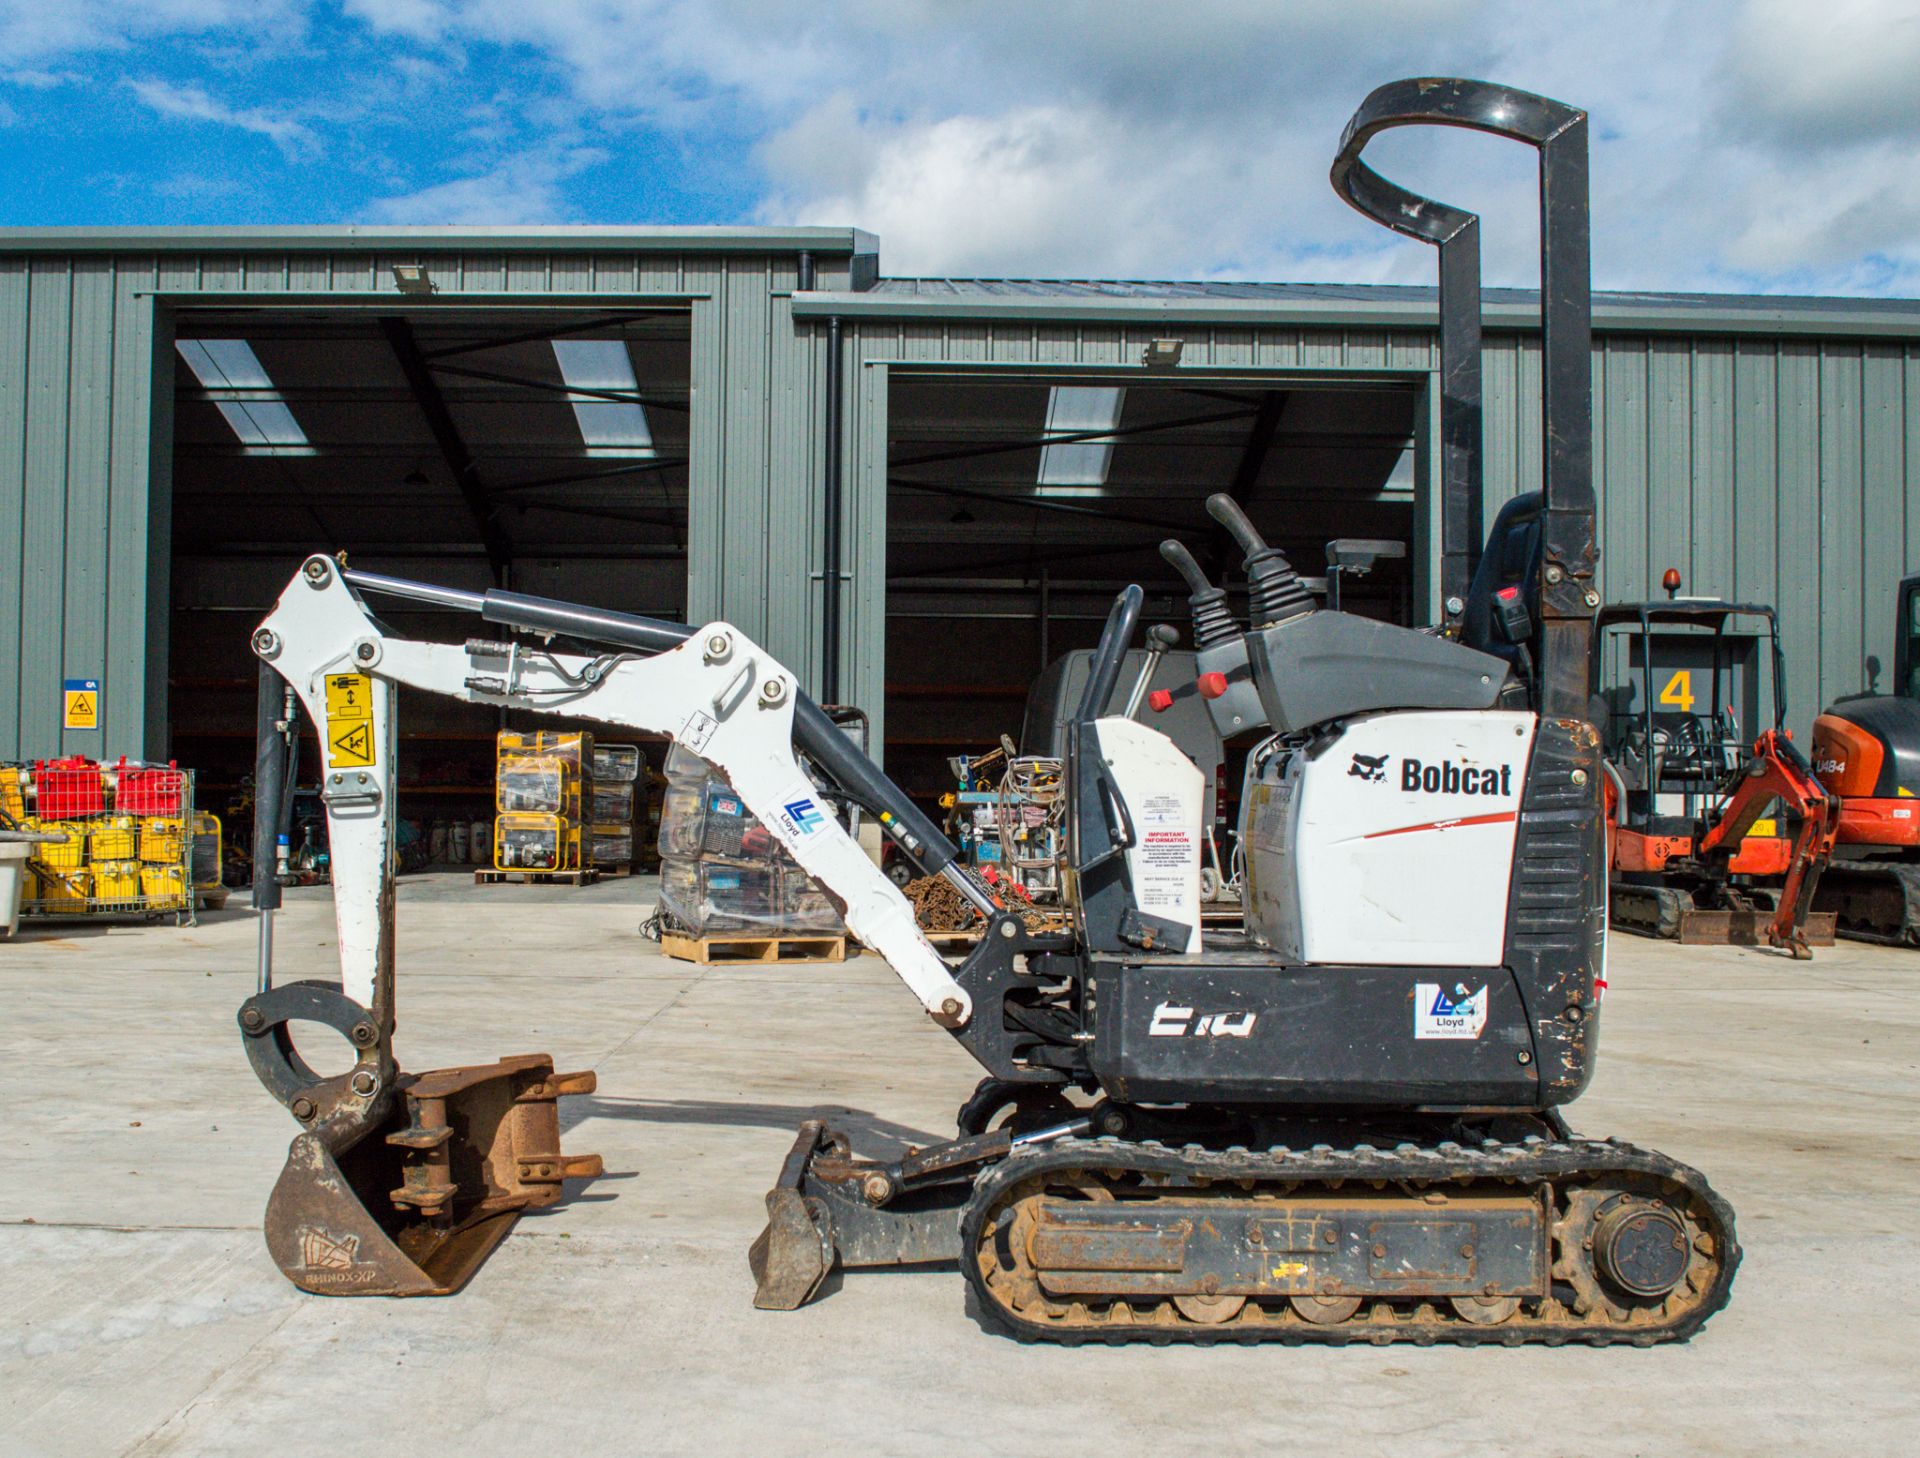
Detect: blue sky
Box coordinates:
(5, 1, 1920, 295)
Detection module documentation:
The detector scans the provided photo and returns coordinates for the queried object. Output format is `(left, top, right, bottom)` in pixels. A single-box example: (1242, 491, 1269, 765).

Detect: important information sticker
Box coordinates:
(324, 673, 377, 769)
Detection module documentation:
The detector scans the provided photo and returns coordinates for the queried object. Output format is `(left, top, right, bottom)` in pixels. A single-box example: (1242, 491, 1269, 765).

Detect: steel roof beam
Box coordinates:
(380, 315, 513, 583)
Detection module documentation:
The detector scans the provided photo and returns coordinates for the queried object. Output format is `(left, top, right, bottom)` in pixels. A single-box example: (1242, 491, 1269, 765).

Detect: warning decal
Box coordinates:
(63, 678, 100, 730)
(324, 673, 377, 769)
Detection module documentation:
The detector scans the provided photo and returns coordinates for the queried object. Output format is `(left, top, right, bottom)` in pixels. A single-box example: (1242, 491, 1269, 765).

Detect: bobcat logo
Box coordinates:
(1348, 752, 1389, 784)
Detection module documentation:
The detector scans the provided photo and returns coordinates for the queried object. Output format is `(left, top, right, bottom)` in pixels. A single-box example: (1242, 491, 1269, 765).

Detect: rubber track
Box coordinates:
(960, 1134, 1740, 1347)
(1813, 861, 1920, 946)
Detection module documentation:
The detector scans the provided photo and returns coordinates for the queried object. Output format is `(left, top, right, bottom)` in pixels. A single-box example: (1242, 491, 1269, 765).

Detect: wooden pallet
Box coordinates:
(923, 927, 983, 948)
(661, 931, 847, 965)
(920, 919, 1072, 948)
(474, 867, 600, 886)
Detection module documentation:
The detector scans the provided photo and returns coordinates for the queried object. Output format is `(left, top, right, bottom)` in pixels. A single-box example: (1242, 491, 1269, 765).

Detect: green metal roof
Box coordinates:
(794, 277, 1920, 339)
(0, 225, 879, 255)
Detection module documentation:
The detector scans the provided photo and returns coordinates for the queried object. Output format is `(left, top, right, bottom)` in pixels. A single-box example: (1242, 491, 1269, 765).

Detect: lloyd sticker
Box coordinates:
(771, 781, 828, 840)
(1414, 981, 1488, 1040)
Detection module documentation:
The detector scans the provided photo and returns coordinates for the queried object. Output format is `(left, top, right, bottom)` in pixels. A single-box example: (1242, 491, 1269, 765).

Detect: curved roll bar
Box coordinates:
(1330, 78, 1595, 718)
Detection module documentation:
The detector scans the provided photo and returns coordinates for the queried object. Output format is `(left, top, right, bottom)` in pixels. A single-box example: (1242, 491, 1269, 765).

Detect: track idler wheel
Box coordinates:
(1592, 1201, 1691, 1300)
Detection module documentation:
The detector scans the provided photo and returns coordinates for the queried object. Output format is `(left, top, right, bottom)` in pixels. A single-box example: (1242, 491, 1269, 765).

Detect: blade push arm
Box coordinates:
(253, 556, 974, 1026)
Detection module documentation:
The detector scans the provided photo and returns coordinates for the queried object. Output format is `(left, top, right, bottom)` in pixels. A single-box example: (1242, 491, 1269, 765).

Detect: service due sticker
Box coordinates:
(1414, 981, 1488, 1040)
(324, 673, 377, 769)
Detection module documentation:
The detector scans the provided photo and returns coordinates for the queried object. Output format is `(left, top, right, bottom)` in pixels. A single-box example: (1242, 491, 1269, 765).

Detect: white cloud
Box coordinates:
(365, 143, 605, 224)
(1724, 0, 1920, 146)
(14, 0, 1920, 294)
(0, 1, 303, 63)
(126, 78, 319, 158)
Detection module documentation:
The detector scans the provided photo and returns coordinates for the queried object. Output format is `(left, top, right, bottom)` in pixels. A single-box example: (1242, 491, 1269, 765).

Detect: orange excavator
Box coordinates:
(1809, 570, 1920, 942)
(1599, 577, 1840, 956)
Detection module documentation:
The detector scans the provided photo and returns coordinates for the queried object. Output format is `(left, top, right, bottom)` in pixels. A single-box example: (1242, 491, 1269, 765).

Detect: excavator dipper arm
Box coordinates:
(1695, 730, 1842, 958)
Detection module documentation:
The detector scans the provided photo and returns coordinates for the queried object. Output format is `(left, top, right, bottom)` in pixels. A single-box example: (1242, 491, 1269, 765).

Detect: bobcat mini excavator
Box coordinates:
(235, 78, 1738, 1344)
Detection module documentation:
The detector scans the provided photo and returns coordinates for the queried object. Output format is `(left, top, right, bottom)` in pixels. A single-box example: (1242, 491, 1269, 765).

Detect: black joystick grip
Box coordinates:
(1203, 495, 1314, 627)
(1159, 540, 1239, 649)
(1206, 493, 1268, 558)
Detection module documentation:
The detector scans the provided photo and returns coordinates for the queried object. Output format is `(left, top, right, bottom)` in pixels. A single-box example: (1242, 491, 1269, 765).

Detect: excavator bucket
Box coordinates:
(263, 1053, 601, 1297)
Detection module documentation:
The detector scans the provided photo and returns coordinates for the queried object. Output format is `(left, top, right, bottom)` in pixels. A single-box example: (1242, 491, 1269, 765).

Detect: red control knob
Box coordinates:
(1147, 689, 1174, 713)
(1197, 672, 1229, 700)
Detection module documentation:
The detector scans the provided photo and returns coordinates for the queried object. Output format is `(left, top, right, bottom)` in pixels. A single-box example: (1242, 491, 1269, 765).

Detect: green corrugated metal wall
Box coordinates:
(0, 243, 853, 761)
(0, 238, 1914, 764)
(838, 321, 1920, 744)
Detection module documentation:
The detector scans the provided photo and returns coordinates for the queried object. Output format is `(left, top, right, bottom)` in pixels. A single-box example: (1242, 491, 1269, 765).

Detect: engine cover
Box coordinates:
(1244, 710, 1537, 966)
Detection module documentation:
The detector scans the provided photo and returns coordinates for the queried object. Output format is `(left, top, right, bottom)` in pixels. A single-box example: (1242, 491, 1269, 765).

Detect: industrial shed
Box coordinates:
(0, 225, 1916, 813)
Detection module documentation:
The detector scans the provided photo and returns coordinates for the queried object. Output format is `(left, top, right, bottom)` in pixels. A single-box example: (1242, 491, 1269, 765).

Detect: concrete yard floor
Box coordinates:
(3, 871, 1916, 1457)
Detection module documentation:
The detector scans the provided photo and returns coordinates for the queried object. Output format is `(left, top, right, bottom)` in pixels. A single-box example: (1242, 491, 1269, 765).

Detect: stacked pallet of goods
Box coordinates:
(588, 743, 643, 875)
(654, 744, 846, 962)
(488, 730, 594, 883)
(0, 757, 223, 923)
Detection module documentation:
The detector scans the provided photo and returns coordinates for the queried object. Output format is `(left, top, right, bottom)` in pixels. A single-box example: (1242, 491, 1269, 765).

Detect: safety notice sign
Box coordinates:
(63, 679, 100, 730)
(324, 673, 377, 768)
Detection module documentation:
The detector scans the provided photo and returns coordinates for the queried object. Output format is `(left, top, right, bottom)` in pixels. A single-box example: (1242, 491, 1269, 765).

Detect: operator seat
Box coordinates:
(1459, 491, 1543, 699)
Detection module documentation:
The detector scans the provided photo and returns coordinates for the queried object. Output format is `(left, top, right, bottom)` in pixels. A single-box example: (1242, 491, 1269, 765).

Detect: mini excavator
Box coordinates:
(237, 78, 1738, 1343)
(1595, 588, 1839, 955)
(1811, 572, 1920, 942)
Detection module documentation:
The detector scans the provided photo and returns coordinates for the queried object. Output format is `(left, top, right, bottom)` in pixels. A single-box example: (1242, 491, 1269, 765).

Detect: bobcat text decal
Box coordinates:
(1401, 757, 1513, 797)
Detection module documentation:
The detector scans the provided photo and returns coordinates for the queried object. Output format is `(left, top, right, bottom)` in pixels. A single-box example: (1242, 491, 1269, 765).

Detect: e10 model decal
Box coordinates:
(1149, 1002, 1258, 1038)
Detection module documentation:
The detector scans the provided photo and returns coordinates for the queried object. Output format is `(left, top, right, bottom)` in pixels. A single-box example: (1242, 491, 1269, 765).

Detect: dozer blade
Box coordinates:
(264, 1053, 601, 1297)
(1678, 908, 1837, 948)
(748, 1120, 837, 1310)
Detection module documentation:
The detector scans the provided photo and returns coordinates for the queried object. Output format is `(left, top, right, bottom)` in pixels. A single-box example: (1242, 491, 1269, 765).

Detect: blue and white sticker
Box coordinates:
(1414, 981, 1488, 1040)
(771, 781, 829, 840)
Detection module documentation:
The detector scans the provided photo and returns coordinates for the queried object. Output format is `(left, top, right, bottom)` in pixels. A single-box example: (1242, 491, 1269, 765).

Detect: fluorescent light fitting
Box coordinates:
(551, 339, 654, 457)
(1037, 386, 1124, 492)
(175, 339, 312, 454)
(392, 263, 437, 295)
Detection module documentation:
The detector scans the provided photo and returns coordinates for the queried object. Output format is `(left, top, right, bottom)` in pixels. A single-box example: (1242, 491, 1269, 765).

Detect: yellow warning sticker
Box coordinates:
(324, 673, 377, 768)
(325, 674, 373, 721)
(63, 679, 100, 730)
(329, 719, 376, 768)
